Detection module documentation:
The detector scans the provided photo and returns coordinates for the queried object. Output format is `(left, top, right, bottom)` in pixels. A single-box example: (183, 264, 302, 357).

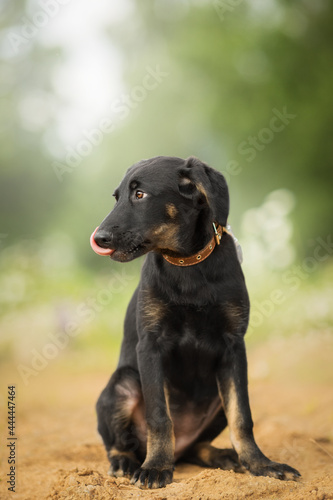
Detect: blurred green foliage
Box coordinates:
(0, 0, 332, 366)
(1, 0, 332, 261)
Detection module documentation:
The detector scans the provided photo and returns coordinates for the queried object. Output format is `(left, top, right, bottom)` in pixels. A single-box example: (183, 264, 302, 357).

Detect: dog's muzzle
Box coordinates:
(90, 227, 115, 256)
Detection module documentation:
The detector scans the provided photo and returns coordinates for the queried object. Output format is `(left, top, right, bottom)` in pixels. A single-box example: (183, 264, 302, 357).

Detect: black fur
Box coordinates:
(94, 156, 300, 488)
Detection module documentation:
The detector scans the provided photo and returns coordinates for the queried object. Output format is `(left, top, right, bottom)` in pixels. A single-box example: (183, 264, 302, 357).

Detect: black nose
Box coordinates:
(94, 229, 113, 248)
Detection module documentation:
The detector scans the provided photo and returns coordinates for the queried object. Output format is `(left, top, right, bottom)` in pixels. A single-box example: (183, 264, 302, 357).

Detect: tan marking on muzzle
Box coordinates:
(151, 223, 179, 252)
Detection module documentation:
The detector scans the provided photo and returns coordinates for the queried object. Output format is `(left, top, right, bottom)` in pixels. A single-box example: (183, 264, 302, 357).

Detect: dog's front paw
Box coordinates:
(246, 460, 301, 481)
(131, 466, 173, 489)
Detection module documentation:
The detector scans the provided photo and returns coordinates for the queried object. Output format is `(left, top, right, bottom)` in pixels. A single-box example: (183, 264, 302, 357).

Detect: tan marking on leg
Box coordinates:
(163, 383, 172, 420)
(166, 203, 178, 219)
(140, 289, 167, 331)
(164, 383, 176, 451)
(143, 386, 175, 469)
(222, 302, 248, 333)
(145, 425, 174, 466)
(113, 379, 142, 425)
(144, 384, 175, 470)
(194, 442, 213, 463)
(226, 303, 244, 320)
(109, 449, 137, 460)
(187, 442, 240, 470)
(218, 380, 246, 455)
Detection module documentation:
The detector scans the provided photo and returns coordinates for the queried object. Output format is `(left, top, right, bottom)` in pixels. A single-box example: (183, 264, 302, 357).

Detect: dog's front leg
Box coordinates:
(131, 333, 174, 489)
(217, 338, 300, 480)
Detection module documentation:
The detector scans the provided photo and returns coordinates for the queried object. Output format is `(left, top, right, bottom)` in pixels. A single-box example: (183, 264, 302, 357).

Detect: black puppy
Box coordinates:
(92, 156, 300, 489)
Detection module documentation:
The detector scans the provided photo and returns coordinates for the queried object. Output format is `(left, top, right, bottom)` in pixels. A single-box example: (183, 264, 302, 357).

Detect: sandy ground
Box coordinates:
(1, 334, 333, 500)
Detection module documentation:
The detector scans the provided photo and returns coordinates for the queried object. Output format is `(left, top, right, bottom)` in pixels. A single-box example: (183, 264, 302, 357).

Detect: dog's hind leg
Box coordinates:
(184, 442, 242, 471)
(96, 367, 143, 478)
(182, 409, 242, 472)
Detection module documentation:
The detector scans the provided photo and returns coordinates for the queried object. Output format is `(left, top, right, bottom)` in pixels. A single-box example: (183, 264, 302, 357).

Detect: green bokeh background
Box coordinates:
(0, 0, 332, 380)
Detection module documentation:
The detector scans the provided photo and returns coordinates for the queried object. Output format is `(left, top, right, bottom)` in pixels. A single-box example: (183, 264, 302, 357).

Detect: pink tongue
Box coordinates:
(90, 227, 115, 256)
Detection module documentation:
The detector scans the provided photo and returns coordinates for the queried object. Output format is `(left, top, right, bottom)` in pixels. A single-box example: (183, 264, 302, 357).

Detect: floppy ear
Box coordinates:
(178, 166, 208, 209)
(178, 156, 229, 225)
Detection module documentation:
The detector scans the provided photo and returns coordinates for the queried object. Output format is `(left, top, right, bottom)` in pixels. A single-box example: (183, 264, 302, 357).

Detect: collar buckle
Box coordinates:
(212, 222, 221, 245)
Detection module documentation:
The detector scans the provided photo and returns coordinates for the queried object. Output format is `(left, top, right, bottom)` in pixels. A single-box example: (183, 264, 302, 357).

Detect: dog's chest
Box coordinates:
(160, 304, 227, 352)
(157, 307, 226, 399)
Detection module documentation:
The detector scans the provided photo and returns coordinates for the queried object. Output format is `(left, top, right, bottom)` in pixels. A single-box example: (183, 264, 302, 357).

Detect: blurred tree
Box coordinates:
(0, 1, 70, 242)
(112, 0, 333, 256)
(0, 0, 332, 265)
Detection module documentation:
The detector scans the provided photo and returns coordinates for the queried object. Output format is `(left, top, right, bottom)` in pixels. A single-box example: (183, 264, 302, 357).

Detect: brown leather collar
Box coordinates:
(162, 223, 225, 267)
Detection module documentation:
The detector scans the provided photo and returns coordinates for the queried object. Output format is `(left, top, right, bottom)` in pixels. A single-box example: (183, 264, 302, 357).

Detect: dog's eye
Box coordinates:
(135, 190, 146, 200)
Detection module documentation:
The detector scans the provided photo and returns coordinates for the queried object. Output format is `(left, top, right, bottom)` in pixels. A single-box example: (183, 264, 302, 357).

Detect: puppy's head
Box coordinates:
(92, 156, 229, 262)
